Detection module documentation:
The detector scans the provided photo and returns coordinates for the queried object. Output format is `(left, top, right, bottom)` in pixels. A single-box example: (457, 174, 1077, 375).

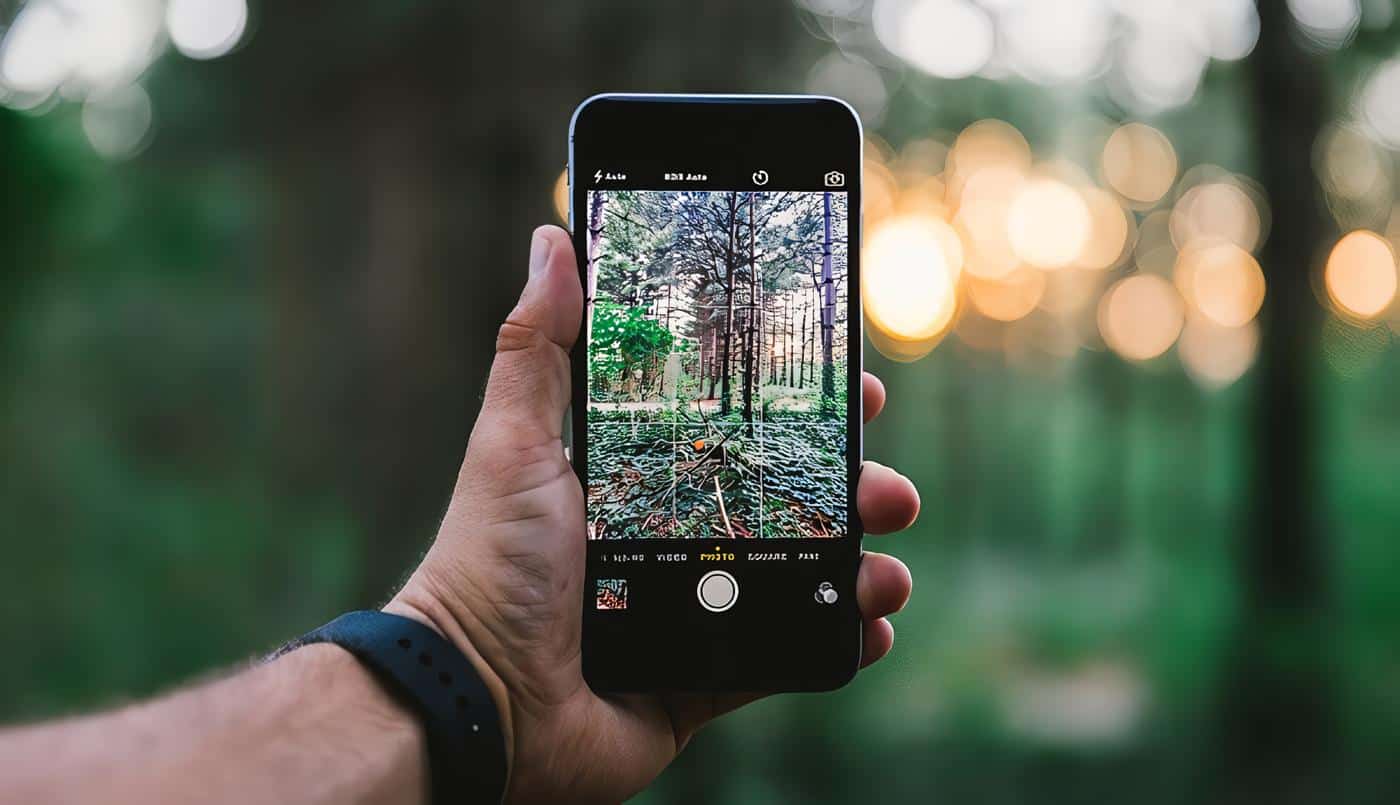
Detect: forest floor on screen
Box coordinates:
(584, 189, 849, 539)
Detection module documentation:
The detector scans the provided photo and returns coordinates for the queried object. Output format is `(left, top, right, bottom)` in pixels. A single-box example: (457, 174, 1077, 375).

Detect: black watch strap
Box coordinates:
(280, 611, 508, 804)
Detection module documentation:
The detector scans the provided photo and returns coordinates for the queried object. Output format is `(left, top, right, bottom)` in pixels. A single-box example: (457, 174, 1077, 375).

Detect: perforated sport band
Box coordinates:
(281, 611, 508, 804)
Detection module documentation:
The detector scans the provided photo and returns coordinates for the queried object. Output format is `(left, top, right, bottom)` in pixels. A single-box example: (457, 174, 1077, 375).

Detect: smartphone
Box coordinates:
(568, 94, 862, 692)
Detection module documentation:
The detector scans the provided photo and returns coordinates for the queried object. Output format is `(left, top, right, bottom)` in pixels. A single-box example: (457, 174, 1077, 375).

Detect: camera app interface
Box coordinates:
(584, 189, 850, 541)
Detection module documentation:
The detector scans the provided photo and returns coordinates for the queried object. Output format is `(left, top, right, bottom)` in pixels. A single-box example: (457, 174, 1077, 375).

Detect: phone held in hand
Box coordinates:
(568, 94, 863, 693)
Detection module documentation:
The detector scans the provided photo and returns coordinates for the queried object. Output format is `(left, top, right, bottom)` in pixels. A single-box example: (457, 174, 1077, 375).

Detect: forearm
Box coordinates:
(1, 645, 426, 805)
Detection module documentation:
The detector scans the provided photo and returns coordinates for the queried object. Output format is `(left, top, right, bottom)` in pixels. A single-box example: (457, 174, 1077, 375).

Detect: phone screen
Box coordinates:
(584, 188, 850, 539)
(571, 96, 863, 692)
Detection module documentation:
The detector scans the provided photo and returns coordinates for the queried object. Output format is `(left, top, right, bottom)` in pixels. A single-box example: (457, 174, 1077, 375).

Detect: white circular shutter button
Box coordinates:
(697, 570, 738, 613)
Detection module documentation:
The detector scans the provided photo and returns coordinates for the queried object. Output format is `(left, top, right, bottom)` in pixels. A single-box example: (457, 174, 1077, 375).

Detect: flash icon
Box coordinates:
(593, 170, 603, 184)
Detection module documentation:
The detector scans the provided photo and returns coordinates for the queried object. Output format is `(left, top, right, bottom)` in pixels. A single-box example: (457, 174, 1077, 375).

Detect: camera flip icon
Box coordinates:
(824, 170, 845, 188)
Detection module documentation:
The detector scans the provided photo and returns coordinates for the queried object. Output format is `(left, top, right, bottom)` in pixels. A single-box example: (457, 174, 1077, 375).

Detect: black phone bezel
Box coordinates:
(569, 94, 864, 693)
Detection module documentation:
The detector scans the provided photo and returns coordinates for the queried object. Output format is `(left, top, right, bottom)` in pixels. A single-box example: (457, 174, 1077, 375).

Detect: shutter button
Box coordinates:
(697, 570, 738, 613)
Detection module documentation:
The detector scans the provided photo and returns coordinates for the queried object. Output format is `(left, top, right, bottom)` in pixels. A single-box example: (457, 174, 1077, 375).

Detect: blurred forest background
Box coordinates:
(3, 1, 1400, 803)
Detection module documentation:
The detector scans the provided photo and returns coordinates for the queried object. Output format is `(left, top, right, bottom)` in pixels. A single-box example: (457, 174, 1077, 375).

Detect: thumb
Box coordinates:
(475, 226, 582, 441)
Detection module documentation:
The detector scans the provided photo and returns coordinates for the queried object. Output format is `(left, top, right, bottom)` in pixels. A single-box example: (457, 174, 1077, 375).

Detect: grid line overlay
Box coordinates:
(584, 189, 848, 540)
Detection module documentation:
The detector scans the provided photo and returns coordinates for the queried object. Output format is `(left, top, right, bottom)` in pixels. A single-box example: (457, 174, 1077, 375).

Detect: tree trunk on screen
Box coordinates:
(742, 193, 757, 431)
(785, 294, 794, 386)
(772, 296, 784, 383)
(585, 191, 606, 344)
(798, 307, 807, 389)
(1215, 2, 1334, 802)
(782, 295, 789, 386)
(719, 193, 738, 416)
(820, 191, 835, 404)
(707, 326, 718, 400)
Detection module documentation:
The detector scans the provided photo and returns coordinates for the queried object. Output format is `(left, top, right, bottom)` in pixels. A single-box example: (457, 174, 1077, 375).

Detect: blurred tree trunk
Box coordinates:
(1217, 1, 1335, 802)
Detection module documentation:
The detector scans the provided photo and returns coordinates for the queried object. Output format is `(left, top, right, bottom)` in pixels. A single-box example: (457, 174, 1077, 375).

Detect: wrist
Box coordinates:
(273, 643, 428, 804)
(383, 589, 516, 791)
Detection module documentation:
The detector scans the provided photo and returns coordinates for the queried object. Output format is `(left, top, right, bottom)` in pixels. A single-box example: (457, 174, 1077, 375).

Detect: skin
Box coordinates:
(0, 226, 920, 805)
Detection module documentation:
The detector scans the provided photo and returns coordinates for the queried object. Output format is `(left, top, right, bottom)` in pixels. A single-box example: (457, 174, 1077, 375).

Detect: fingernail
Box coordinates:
(528, 229, 553, 277)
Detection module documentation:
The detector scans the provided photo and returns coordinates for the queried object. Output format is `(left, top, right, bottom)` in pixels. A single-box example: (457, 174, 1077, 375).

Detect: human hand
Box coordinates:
(387, 225, 920, 803)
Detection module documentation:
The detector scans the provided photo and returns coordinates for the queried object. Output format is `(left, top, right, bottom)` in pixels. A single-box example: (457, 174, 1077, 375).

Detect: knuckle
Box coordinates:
(496, 318, 544, 353)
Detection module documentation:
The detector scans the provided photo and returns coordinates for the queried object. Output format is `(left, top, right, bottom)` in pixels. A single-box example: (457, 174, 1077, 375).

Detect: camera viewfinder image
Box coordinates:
(585, 190, 849, 540)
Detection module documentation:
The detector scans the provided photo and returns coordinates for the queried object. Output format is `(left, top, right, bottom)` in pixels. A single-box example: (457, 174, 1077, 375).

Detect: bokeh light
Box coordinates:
(1098, 274, 1185, 361)
(967, 267, 1045, 322)
(0, 3, 68, 96)
(863, 157, 899, 228)
(1101, 123, 1178, 208)
(1008, 178, 1091, 269)
(999, 0, 1112, 86)
(1170, 180, 1264, 253)
(82, 84, 154, 160)
(872, 0, 994, 80)
(1178, 314, 1260, 389)
(68, 1, 163, 93)
(1133, 209, 1177, 277)
(552, 169, 569, 224)
(1362, 59, 1400, 149)
(1039, 268, 1106, 316)
(863, 214, 963, 355)
(894, 137, 950, 179)
(1325, 230, 1398, 319)
(167, 0, 249, 60)
(1316, 123, 1392, 230)
(954, 168, 1024, 280)
(0, 0, 255, 153)
(806, 52, 887, 127)
(1076, 187, 1133, 270)
(1117, 26, 1209, 113)
(1176, 241, 1266, 328)
(946, 119, 1031, 202)
(955, 201, 1020, 279)
(1287, 0, 1361, 50)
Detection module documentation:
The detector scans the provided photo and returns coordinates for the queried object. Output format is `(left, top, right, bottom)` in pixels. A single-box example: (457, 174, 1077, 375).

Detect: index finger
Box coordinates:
(863, 372, 886, 423)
